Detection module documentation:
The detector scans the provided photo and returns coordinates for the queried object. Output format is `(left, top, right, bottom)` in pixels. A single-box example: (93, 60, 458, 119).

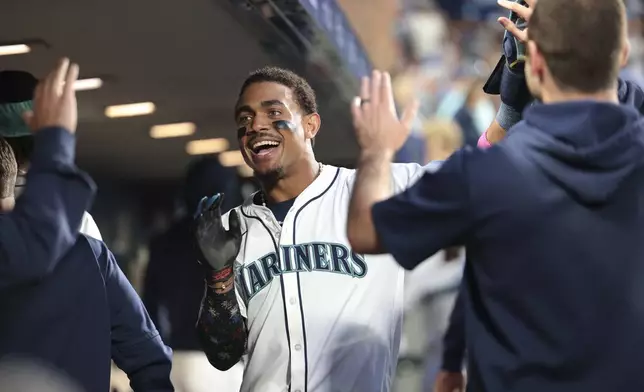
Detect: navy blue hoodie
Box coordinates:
(0, 127, 173, 391)
(439, 79, 644, 373)
(372, 101, 644, 392)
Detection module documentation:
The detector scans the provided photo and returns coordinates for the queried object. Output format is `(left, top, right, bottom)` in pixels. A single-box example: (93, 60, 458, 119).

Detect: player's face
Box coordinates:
(235, 82, 309, 177)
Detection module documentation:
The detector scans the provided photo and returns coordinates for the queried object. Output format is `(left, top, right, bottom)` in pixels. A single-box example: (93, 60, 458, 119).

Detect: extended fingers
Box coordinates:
(46, 58, 69, 97)
(63, 62, 79, 99)
(498, 0, 533, 21)
(400, 100, 419, 131)
(360, 76, 370, 101)
(498, 17, 528, 43)
(370, 70, 382, 107)
(381, 72, 398, 116)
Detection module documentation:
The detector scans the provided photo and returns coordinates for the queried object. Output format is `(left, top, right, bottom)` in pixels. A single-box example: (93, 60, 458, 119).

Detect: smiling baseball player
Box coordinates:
(193, 67, 427, 392)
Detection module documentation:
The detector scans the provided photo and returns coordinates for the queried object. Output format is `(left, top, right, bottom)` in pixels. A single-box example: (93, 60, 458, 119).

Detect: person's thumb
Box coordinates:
(227, 209, 242, 241)
(400, 99, 419, 131)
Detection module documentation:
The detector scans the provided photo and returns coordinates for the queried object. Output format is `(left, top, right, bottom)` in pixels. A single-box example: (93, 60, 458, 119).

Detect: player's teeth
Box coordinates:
(253, 141, 278, 149)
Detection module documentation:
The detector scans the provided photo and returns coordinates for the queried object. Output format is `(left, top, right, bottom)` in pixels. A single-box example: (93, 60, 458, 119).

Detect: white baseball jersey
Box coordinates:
(223, 163, 430, 392)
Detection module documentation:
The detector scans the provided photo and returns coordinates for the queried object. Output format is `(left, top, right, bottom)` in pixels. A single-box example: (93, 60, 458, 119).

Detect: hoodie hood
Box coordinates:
(513, 101, 644, 205)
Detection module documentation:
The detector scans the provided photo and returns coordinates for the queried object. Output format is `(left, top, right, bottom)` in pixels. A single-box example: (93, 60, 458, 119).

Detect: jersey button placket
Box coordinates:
(279, 221, 306, 391)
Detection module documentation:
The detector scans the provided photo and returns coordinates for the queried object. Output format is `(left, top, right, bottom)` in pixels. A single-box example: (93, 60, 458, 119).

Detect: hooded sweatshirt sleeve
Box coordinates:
(441, 284, 466, 372)
(371, 149, 474, 270)
(93, 240, 173, 392)
(0, 127, 95, 290)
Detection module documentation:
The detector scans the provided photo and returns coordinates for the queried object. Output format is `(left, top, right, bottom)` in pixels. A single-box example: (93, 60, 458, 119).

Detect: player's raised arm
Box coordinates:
(478, 0, 535, 148)
(194, 194, 247, 370)
(347, 71, 476, 267)
(0, 58, 96, 289)
(346, 71, 419, 254)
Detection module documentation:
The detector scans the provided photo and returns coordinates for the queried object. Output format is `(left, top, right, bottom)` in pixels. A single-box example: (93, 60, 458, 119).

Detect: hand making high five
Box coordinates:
(497, 0, 536, 43)
(23, 58, 80, 134)
(351, 70, 419, 155)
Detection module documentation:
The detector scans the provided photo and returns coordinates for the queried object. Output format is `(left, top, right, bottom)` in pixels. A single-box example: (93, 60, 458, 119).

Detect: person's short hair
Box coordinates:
(238, 66, 318, 115)
(0, 137, 18, 198)
(529, 0, 626, 93)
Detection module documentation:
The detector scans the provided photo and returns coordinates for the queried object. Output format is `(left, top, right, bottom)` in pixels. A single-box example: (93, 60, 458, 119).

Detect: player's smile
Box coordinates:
(245, 134, 283, 166)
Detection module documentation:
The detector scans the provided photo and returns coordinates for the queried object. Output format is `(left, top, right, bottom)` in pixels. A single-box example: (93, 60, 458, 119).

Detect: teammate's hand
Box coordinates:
(497, 0, 536, 44)
(194, 193, 242, 273)
(23, 58, 79, 134)
(351, 70, 418, 155)
(433, 370, 465, 392)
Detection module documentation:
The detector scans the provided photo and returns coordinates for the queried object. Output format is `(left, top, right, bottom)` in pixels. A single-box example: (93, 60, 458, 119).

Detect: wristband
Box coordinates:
(477, 133, 492, 150)
(495, 103, 523, 132)
(207, 265, 233, 286)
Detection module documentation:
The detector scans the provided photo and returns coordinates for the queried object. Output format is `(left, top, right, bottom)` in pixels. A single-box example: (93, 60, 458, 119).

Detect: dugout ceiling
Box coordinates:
(0, 0, 369, 179)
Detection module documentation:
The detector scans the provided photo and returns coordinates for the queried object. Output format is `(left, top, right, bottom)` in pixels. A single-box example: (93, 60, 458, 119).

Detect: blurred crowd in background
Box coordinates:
(1, 0, 642, 391)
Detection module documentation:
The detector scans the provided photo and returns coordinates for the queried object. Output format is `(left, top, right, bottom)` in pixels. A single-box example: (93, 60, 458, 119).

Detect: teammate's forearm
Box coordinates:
(196, 282, 247, 371)
(347, 149, 394, 254)
(480, 120, 507, 148)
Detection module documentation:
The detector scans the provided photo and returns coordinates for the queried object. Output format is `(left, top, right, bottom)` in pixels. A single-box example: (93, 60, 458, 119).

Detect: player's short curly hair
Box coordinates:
(0, 137, 17, 198)
(238, 66, 318, 115)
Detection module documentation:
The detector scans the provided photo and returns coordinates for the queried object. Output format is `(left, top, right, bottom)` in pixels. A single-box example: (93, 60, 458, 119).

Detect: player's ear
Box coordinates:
(527, 41, 544, 82)
(620, 39, 631, 68)
(303, 113, 321, 141)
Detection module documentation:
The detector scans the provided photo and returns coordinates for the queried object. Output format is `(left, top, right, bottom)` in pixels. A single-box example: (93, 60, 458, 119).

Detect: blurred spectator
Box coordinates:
(142, 155, 243, 392)
(453, 78, 489, 148)
(423, 119, 463, 161)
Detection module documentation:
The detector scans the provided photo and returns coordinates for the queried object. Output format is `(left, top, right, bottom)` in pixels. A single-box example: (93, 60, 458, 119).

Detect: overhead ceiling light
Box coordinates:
(219, 150, 247, 167)
(0, 44, 31, 56)
(105, 102, 155, 118)
(150, 122, 196, 139)
(74, 78, 103, 91)
(186, 138, 230, 155)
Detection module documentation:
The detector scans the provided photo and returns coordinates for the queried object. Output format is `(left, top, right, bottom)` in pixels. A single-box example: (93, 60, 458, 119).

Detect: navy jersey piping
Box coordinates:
(240, 208, 293, 391)
(291, 166, 341, 392)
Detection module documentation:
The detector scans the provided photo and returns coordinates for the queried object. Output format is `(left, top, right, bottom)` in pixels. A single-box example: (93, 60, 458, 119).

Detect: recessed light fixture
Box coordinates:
(150, 122, 196, 139)
(74, 78, 103, 91)
(219, 150, 246, 167)
(186, 138, 230, 155)
(0, 44, 31, 56)
(105, 102, 155, 118)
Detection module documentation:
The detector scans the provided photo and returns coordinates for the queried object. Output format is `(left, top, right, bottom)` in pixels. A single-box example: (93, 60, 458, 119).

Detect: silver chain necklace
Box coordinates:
(259, 162, 324, 210)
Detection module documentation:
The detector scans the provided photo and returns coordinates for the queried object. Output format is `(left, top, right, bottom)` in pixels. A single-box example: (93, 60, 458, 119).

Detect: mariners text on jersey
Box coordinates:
(218, 163, 438, 392)
(236, 242, 368, 300)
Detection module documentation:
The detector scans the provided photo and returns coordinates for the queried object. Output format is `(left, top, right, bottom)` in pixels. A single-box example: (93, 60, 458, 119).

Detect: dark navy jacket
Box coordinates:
(0, 127, 94, 290)
(438, 79, 644, 374)
(373, 100, 644, 391)
(0, 127, 173, 391)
